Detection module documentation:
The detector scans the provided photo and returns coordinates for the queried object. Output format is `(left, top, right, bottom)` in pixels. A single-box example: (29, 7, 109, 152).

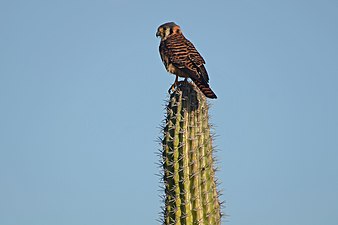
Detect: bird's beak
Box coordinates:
(156, 31, 160, 38)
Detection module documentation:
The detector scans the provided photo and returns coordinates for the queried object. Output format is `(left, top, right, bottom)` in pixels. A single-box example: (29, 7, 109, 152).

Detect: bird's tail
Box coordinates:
(192, 78, 217, 99)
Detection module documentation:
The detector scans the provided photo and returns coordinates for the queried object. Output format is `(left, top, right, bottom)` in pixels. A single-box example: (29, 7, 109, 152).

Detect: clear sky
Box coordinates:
(0, 0, 337, 225)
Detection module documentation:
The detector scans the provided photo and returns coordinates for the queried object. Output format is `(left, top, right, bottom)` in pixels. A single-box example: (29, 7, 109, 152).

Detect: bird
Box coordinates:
(156, 22, 217, 99)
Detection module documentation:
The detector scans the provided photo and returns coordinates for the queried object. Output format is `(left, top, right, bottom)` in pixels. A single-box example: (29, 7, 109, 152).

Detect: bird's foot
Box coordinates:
(168, 77, 188, 94)
(168, 82, 178, 94)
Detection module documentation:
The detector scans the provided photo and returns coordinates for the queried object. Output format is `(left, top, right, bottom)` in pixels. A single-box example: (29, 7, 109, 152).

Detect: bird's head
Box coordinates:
(156, 22, 182, 40)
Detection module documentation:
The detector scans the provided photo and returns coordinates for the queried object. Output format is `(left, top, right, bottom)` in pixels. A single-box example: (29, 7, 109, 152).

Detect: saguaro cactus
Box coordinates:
(159, 82, 221, 225)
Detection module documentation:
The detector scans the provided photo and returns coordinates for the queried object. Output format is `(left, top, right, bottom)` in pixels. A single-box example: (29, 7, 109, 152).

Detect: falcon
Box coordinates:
(156, 22, 217, 99)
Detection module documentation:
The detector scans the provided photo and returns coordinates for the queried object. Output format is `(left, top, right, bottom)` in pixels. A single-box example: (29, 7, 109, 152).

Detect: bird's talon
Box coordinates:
(168, 85, 174, 94)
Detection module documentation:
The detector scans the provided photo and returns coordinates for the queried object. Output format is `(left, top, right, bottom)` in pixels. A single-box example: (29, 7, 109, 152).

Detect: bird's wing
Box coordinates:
(163, 34, 210, 84)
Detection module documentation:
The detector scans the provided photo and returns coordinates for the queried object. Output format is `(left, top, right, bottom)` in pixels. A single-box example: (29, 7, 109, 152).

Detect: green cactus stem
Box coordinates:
(160, 81, 221, 225)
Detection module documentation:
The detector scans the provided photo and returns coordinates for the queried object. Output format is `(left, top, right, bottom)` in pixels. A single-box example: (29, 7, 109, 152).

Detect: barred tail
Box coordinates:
(192, 78, 217, 99)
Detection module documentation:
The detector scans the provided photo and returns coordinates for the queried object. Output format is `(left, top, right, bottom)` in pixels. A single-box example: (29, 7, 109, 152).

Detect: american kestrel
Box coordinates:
(156, 22, 217, 99)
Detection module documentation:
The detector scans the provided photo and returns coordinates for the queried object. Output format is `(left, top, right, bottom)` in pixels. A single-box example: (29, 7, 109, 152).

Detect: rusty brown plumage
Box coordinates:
(156, 22, 217, 99)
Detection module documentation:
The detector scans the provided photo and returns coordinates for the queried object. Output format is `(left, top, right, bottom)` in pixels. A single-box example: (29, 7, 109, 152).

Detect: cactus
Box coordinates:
(159, 81, 222, 225)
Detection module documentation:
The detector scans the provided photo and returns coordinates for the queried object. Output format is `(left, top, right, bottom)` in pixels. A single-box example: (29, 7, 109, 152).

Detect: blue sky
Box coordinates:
(0, 0, 337, 225)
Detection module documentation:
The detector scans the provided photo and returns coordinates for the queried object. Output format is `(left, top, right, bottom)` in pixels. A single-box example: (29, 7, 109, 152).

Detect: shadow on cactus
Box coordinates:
(158, 82, 222, 225)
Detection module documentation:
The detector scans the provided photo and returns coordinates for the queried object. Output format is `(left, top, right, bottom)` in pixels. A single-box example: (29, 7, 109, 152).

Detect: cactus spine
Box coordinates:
(160, 82, 221, 225)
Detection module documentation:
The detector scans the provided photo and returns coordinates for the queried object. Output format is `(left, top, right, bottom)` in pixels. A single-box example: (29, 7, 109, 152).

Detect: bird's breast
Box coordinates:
(167, 63, 188, 78)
